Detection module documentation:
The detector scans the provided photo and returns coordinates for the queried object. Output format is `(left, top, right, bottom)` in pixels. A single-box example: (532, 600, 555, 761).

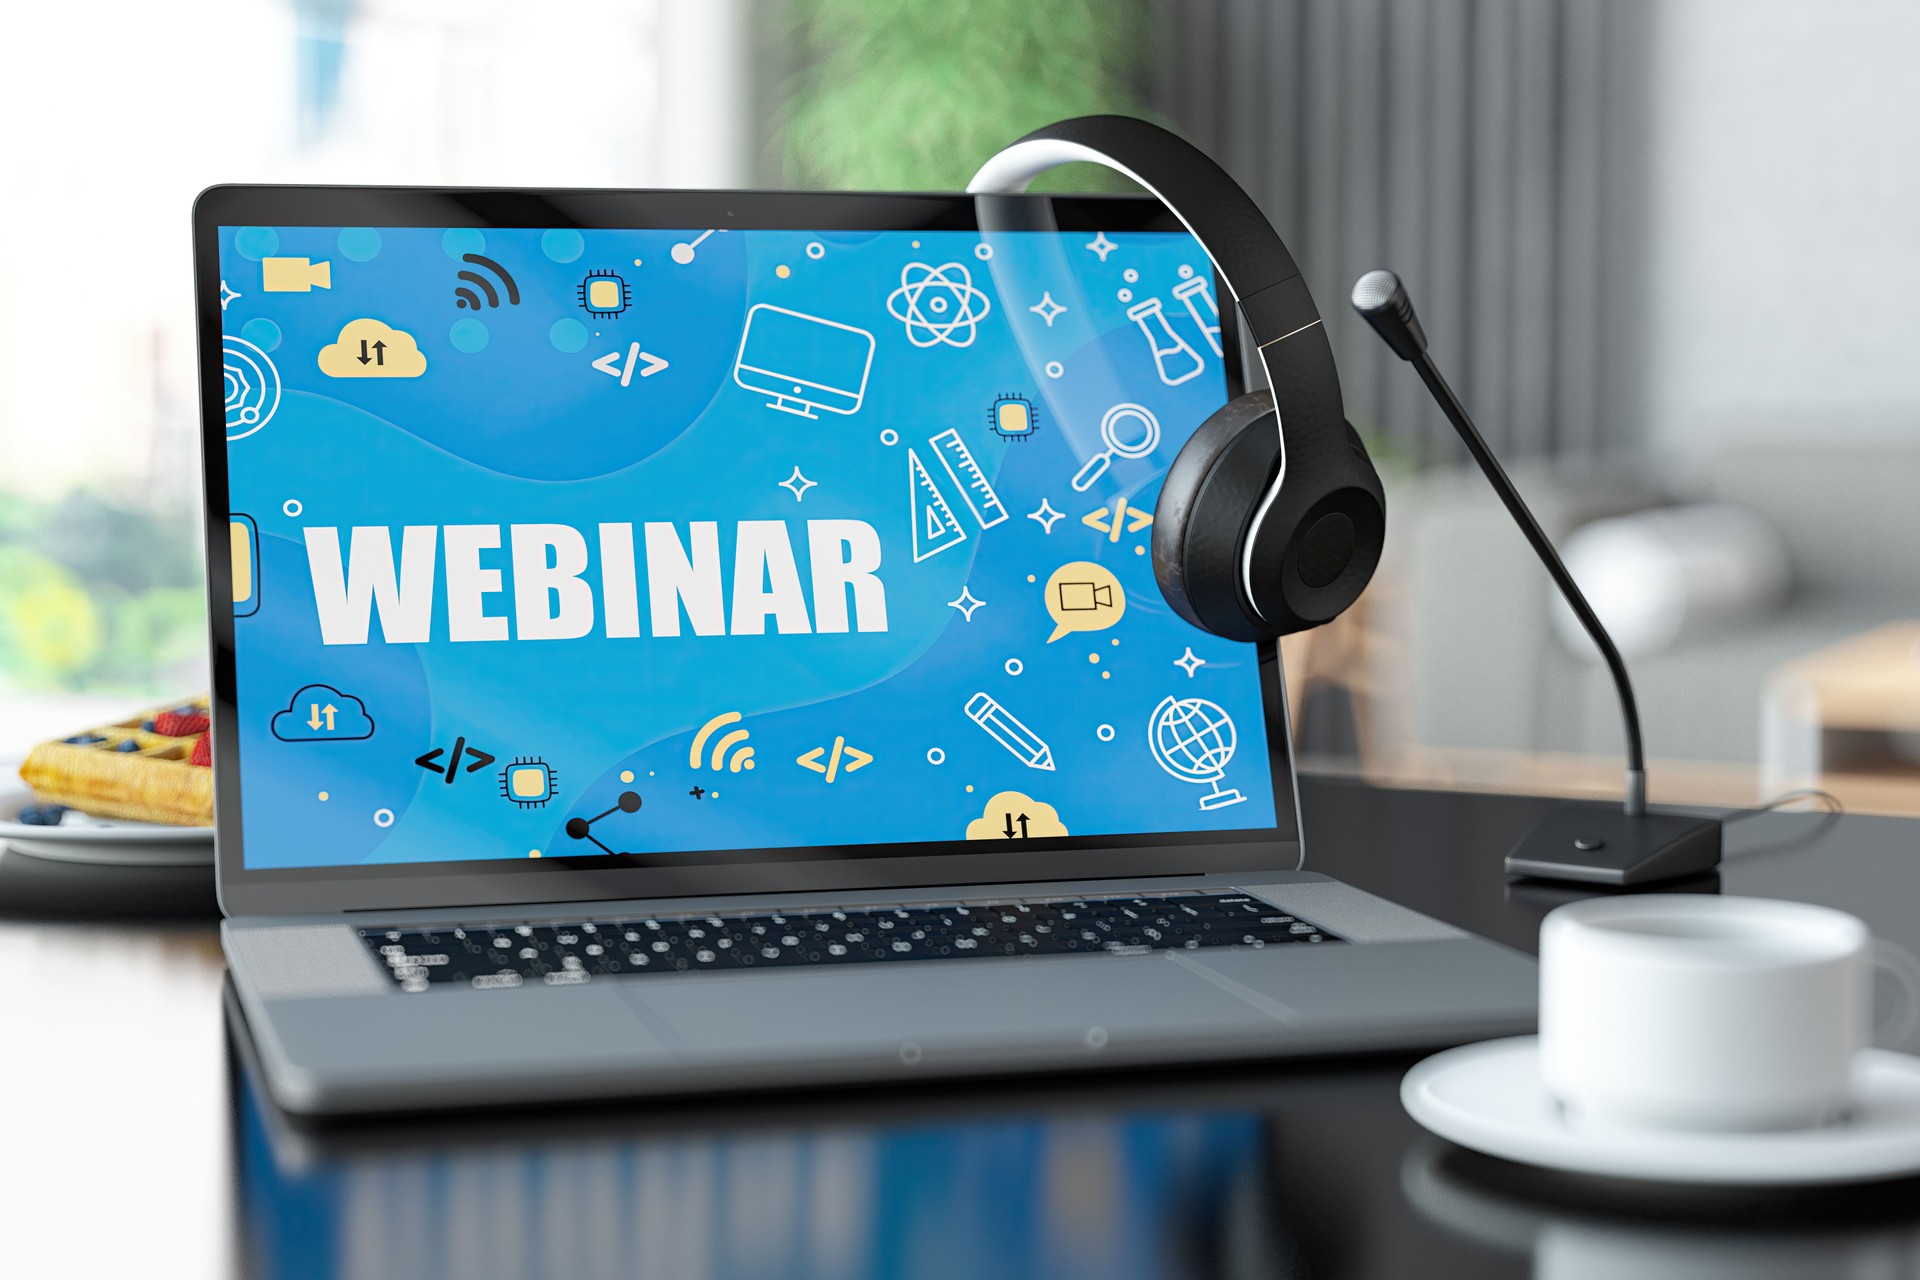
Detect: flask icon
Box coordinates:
(1172, 274, 1224, 356)
(1127, 295, 1206, 386)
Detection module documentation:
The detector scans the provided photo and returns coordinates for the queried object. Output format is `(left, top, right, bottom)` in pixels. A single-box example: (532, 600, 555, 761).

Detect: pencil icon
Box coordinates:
(964, 692, 1055, 771)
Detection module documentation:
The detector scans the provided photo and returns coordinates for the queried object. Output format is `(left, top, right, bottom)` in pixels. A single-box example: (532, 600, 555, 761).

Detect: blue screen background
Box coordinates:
(216, 221, 1279, 869)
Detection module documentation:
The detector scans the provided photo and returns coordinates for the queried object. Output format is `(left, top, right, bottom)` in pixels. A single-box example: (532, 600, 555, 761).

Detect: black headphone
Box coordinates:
(969, 116, 1384, 642)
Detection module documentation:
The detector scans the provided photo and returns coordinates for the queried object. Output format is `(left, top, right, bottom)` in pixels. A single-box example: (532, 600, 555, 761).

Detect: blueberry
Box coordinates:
(142, 719, 157, 731)
(17, 805, 68, 826)
(115, 740, 141, 753)
(63, 734, 105, 745)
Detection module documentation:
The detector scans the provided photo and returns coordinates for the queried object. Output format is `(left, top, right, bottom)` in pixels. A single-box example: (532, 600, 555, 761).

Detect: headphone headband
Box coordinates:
(968, 116, 1351, 629)
(966, 116, 1332, 357)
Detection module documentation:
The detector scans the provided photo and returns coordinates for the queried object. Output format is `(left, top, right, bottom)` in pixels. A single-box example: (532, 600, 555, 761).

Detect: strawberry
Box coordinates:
(156, 710, 211, 738)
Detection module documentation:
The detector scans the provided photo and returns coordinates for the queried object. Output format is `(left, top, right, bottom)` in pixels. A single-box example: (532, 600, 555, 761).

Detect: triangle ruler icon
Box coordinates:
(907, 448, 968, 562)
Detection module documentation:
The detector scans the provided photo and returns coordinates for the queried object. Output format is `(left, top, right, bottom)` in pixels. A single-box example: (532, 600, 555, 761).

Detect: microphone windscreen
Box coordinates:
(1350, 269, 1428, 361)
(1350, 269, 1400, 312)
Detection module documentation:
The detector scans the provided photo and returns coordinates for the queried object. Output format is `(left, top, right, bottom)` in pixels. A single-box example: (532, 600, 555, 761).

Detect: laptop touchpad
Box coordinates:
(618, 955, 1279, 1058)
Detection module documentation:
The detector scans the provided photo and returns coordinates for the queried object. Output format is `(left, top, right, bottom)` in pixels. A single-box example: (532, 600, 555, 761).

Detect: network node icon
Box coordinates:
(500, 757, 558, 809)
(578, 269, 631, 318)
(565, 789, 643, 854)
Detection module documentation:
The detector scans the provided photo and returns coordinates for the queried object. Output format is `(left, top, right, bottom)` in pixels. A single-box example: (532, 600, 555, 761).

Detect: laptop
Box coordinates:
(194, 185, 1535, 1116)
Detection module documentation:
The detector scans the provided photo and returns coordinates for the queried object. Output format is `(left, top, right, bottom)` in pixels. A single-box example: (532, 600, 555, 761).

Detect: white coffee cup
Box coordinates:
(1539, 895, 1919, 1134)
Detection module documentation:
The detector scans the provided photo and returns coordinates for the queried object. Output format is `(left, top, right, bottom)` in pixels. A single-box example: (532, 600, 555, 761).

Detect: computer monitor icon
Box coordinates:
(732, 304, 876, 418)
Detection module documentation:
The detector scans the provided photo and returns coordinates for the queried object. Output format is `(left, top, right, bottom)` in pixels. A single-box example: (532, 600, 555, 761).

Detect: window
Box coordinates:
(0, 0, 749, 754)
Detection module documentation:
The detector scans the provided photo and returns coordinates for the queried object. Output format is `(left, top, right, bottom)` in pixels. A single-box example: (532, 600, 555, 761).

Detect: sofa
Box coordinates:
(1376, 447, 1920, 771)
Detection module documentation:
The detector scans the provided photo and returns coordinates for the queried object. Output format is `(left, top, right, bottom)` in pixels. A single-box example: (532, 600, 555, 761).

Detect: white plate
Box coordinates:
(1403, 1036, 1920, 1186)
(0, 781, 212, 866)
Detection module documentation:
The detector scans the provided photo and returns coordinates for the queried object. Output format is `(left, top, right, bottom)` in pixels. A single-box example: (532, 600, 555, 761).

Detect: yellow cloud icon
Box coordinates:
(318, 318, 427, 378)
(965, 790, 1068, 841)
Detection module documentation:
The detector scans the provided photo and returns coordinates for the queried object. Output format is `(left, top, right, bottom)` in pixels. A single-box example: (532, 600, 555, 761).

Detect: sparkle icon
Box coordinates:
(1028, 499, 1065, 534)
(778, 466, 817, 502)
(947, 586, 986, 621)
(1085, 232, 1118, 263)
(1174, 647, 1206, 678)
(1028, 292, 1067, 327)
(220, 280, 240, 311)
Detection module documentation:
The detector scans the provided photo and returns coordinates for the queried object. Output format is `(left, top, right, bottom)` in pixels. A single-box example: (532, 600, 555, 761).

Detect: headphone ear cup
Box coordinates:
(1153, 394, 1386, 641)
(1152, 393, 1285, 642)
(1244, 414, 1386, 633)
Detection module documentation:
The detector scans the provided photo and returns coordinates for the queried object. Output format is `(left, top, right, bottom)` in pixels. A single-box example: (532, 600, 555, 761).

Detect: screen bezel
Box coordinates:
(193, 184, 1302, 917)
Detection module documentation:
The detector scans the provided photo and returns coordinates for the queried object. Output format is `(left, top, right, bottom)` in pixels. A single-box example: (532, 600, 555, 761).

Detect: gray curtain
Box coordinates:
(1149, 0, 1656, 467)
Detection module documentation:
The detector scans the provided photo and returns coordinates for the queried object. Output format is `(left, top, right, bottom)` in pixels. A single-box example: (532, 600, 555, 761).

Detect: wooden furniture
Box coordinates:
(1763, 622, 1920, 816)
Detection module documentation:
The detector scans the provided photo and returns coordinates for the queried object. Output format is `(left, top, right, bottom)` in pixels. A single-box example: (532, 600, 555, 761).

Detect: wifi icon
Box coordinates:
(454, 253, 520, 310)
(689, 711, 756, 773)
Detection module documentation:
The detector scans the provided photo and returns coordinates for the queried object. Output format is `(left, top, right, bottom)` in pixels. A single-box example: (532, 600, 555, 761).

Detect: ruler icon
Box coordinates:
(928, 428, 1008, 529)
(907, 448, 968, 562)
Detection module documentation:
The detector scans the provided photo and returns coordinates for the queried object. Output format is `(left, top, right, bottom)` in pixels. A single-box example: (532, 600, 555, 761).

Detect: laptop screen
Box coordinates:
(209, 203, 1285, 879)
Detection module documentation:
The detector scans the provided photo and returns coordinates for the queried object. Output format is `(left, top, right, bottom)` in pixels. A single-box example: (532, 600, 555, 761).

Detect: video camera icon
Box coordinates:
(262, 257, 331, 292)
(1056, 580, 1114, 612)
(1044, 561, 1127, 643)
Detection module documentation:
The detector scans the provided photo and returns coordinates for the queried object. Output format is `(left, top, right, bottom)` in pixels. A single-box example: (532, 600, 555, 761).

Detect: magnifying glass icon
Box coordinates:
(1071, 402, 1162, 492)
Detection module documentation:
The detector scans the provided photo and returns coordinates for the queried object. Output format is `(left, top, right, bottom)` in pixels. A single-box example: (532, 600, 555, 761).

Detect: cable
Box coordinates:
(1718, 788, 1844, 824)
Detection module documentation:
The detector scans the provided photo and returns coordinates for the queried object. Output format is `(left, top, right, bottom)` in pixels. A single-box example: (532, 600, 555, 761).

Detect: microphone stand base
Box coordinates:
(1505, 806, 1723, 887)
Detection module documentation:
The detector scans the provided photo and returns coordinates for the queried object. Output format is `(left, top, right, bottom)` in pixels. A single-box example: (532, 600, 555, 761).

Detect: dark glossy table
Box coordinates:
(8, 778, 1920, 1278)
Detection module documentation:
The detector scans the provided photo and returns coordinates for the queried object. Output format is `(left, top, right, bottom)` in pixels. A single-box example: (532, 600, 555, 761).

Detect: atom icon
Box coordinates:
(887, 260, 992, 348)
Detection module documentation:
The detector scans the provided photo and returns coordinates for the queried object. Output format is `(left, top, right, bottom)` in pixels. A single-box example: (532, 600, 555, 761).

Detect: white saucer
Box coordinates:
(0, 782, 212, 867)
(1403, 1036, 1920, 1186)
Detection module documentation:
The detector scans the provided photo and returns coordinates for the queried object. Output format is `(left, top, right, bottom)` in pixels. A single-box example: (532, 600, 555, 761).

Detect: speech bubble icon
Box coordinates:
(1044, 560, 1126, 643)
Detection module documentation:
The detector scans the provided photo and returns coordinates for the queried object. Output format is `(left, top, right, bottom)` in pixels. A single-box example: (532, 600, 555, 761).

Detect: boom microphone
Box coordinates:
(1351, 269, 1721, 886)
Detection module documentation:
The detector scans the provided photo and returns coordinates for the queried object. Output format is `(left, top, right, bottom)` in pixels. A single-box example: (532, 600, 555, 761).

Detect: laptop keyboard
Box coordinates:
(358, 892, 1341, 993)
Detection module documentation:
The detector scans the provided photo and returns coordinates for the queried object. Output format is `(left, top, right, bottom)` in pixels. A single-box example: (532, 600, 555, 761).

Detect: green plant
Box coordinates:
(780, 0, 1152, 192)
(0, 492, 207, 695)
(0, 550, 105, 684)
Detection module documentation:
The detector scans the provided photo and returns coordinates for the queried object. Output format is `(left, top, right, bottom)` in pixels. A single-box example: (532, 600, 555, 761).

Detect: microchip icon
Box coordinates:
(500, 757, 558, 809)
(578, 269, 631, 319)
(989, 393, 1038, 441)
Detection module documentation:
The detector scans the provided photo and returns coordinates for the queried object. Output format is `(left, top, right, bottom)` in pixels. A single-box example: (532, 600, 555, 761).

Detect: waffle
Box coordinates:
(18, 697, 214, 827)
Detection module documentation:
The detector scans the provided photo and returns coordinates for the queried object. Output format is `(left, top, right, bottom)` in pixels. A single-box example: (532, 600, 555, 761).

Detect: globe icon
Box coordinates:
(1148, 696, 1248, 810)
